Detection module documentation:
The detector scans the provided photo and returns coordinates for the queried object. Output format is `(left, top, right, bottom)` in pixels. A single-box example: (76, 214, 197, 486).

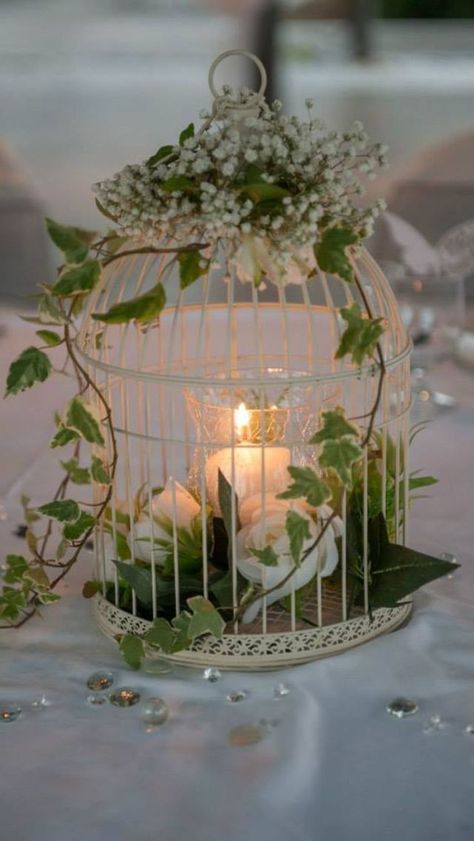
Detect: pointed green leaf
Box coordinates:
(82, 579, 101, 599)
(36, 329, 63, 347)
(113, 560, 153, 605)
(161, 175, 194, 193)
(278, 465, 331, 507)
(92, 282, 166, 324)
(179, 123, 195, 146)
(63, 511, 95, 541)
(37, 591, 61, 605)
(46, 218, 96, 264)
(335, 302, 384, 366)
(50, 426, 80, 449)
(38, 499, 80, 522)
(52, 260, 101, 297)
(23, 566, 50, 591)
(5, 346, 51, 396)
(146, 144, 176, 168)
(249, 545, 279, 566)
(240, 182, 289, 202)
(314, 225, 359, 284)
(178, 249, 209, 290)
(144, 618, 175, 653)
(38, 294, 69, 325)
(61, 457, 91, 485)
(95, 198, 118, 222)
(187, 595, 225, 640)
(3, 555, 29, 584)
(319, 437, 362, 487)
(311, 406, 359, 444)
(370, 543, 459, 609)
(285, 510, 311, 564)
(91, 455, 111, 485)
(218, 469, 241, 551)
(66, 397, 105, 445)
(119, 634, 144, 670)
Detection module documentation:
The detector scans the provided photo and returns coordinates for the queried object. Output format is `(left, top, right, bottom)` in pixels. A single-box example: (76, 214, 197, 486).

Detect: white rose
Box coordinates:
(236, 499, 341, 624)
(130, 479, 200, 564)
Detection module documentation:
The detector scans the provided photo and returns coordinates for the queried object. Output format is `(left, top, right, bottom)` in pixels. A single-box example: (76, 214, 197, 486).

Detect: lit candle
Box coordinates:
(205, 402, 291, 515)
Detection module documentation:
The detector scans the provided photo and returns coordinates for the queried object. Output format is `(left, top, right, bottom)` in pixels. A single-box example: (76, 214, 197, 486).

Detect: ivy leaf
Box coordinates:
(82, 579, 101, 598)
(92, 282, 166, 324)
(310, 406, 359, 444)
(314, 225, 359, 283)
(285, 510, 311, 564)
(5, 346, 52, 396)
(38, 499, 80, 522)
(335, 303, 384, 366)
(170, 611, 193, 652)
(52, 260, 101, 297)
(119, 634, 144, 670)
(36, 329, 63, 347)
(319, 437, 362, 487)
(91, 456, 111, 485)
(3, 555, 29, 584)
(37, 592, 61, 605)
(37, 294, 69, 325)
(179, 123, 195, 146)
(146, 144, 176, 168)
(50, 426, 80, 449)
(63, 511, 95, 541)
(23, 566, 50, 591)
(178, 249, 209, 290)
(113, 560, 152, 605)
(278, 466, 331, 507)
(61, 457, 91, 485)
(0, 589, 27, 621)
(161, 175, 194, 193)
(20, 494, 41, 525)
(95, 198, 118, 222)
(66, 397, 105, 445)
(209, 569, 234, 606)
(144, 618, 175, 653)
(46, 218, 96, 264)
(249, 545, 279, 567)
(187, 595, 225, 640)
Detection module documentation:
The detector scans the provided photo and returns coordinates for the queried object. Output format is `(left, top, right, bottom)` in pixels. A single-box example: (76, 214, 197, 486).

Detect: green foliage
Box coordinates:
(0, 588, 28, 621)
(36, 329, 63, 347)
(63, 511, 95, 541)
(249, 545, 279, 566)
(66, 397, 105, 445)
(95, 198, 118, 222)
(314, 225, 359, 283)
(119, 634, 144, 670)
(91, 456, 111, 485)
(285, 510, 311, 564)
(46, 218, 96, 264)
(60, 457, 91, 485)
(218, 469, 241, 546)
(5, 346, 51, 396)
(52, 260, 101, 297)
(82, 579, 101, 599)
(178, 249, 210, 289)
(278, 465, 331, 507)
(3, 555, 29, 584)
(38, 499, 80, 522)
(179, 123, 195, 146)
(319, 437, 362, 487)
(187, 595, 226, 639)
(92, 283, 166, 324)
(311, 407, 359, 444)
(161, 175, 195, 193)
(335, 302, 384, 366)
(50, 426, 80, 449)
(146, 144, 176, 169)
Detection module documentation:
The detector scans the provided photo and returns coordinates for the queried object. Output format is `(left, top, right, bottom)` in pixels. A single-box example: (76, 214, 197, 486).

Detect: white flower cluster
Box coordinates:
(93, 92, 387, 272)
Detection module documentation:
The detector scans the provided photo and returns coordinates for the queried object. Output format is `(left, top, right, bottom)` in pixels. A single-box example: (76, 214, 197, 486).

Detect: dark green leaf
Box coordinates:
(113, 560, 153, 605)
(285, 510, 311, 564)
(50, 426, 80, 449)
(82, 579, 101, 598)
(46, 218, 96, 264)
(0, 589, 27, 621)
(335, 302, 384, 366)
(52, 260, 101, 297)
(311, 406, 359, 444)
(409, 474, 438, 490)
(187, 595, 225, 640)
(61, 457, 91, 485)
(249, 545, 279, 566)
(91, 455, 111, 485)
(146, 144, 176, 168)
(278, 465, 331, 507)
(178, 249, 209, 290)
(37, 591, 61, 605)
(209, 569, 234, 606)
(161, 175, 194, 193)
(314, 225, 359, 284)
(66, 397, 105, 445)
(319, 437, 362, 487)
(240, 182, 289, 202)
(179, 123, 195, 146)
(3, 555, 28, 584)
(218, 470, 241, 557)
(92, 282, 166, 324)
(63, 511, 95, 541)
(119, 634, 144, 670)
(5, 346, 51, 396)
(144, 618, 175, 653)
(36, 329, 63, 347)
(38, 499, 80, 522)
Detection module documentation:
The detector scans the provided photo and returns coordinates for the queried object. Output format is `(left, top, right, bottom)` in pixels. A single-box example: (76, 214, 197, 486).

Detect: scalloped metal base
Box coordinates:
(94, 594, 412, 671)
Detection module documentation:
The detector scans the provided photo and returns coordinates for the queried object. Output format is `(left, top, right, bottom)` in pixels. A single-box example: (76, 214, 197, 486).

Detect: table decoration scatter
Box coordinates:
(1, 50, 458, 671)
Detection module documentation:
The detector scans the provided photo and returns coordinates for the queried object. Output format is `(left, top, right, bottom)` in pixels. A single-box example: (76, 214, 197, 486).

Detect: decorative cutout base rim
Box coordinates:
(93, 593, 412, 671)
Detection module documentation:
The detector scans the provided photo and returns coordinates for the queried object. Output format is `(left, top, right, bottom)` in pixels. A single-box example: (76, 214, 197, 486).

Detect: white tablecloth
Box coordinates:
(1, 310, 474, 841)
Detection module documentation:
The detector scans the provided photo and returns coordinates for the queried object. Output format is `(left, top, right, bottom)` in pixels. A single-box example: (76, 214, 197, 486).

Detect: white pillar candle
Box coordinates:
(205, 445, 291, 515)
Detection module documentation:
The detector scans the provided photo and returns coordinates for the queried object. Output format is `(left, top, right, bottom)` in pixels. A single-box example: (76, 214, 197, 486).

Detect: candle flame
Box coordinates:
(234, 402, 250, 440)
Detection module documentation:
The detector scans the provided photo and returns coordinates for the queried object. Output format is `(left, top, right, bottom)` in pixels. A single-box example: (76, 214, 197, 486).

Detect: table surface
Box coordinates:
(1, 307, 474, 841)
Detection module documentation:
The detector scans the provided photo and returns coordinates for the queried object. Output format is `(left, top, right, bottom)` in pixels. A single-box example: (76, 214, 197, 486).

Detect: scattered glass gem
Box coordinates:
(203, 667, 222, 683)
(140, 698, 169, 729)
(423, 714, 448, 733)
(86, 671, 115, 692)
(143, 657, 172, 676)
(31, 694, 50, 709)
(464, 724, 474, 735)
(226, 690, 249, 704)
(386, 698, 419, 719)
(273, 682, 290, 699)
(228, 723, 266, 747)
(0, 703, 22, 723)
(109, 687, 141, 707)
(86, 693, 108, 706)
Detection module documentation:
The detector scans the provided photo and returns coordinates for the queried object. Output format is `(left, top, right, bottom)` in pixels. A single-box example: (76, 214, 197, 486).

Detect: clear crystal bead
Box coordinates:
(423, 715, 445, 733)
(226, 690, 249, 704)
(386, 697, 419, 718)
(109, 687, 141, 707)
(31, 695, 50, 709)
(86, 693, 108, 706)
(273, 682, 290, 699)
(203, 667, 221, 683)
(0, 703, 22, 723)
(86, 671, 115, 692)
(140, 698, 169, 728)
(228, 723, 266, 747)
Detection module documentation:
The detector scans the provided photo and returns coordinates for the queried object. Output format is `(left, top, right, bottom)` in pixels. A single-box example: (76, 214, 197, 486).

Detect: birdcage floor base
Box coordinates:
(94, 592, 412, 671)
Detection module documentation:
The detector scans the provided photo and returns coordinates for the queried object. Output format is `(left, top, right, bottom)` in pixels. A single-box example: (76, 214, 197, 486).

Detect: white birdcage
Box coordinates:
(77, 52, 412, 669)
